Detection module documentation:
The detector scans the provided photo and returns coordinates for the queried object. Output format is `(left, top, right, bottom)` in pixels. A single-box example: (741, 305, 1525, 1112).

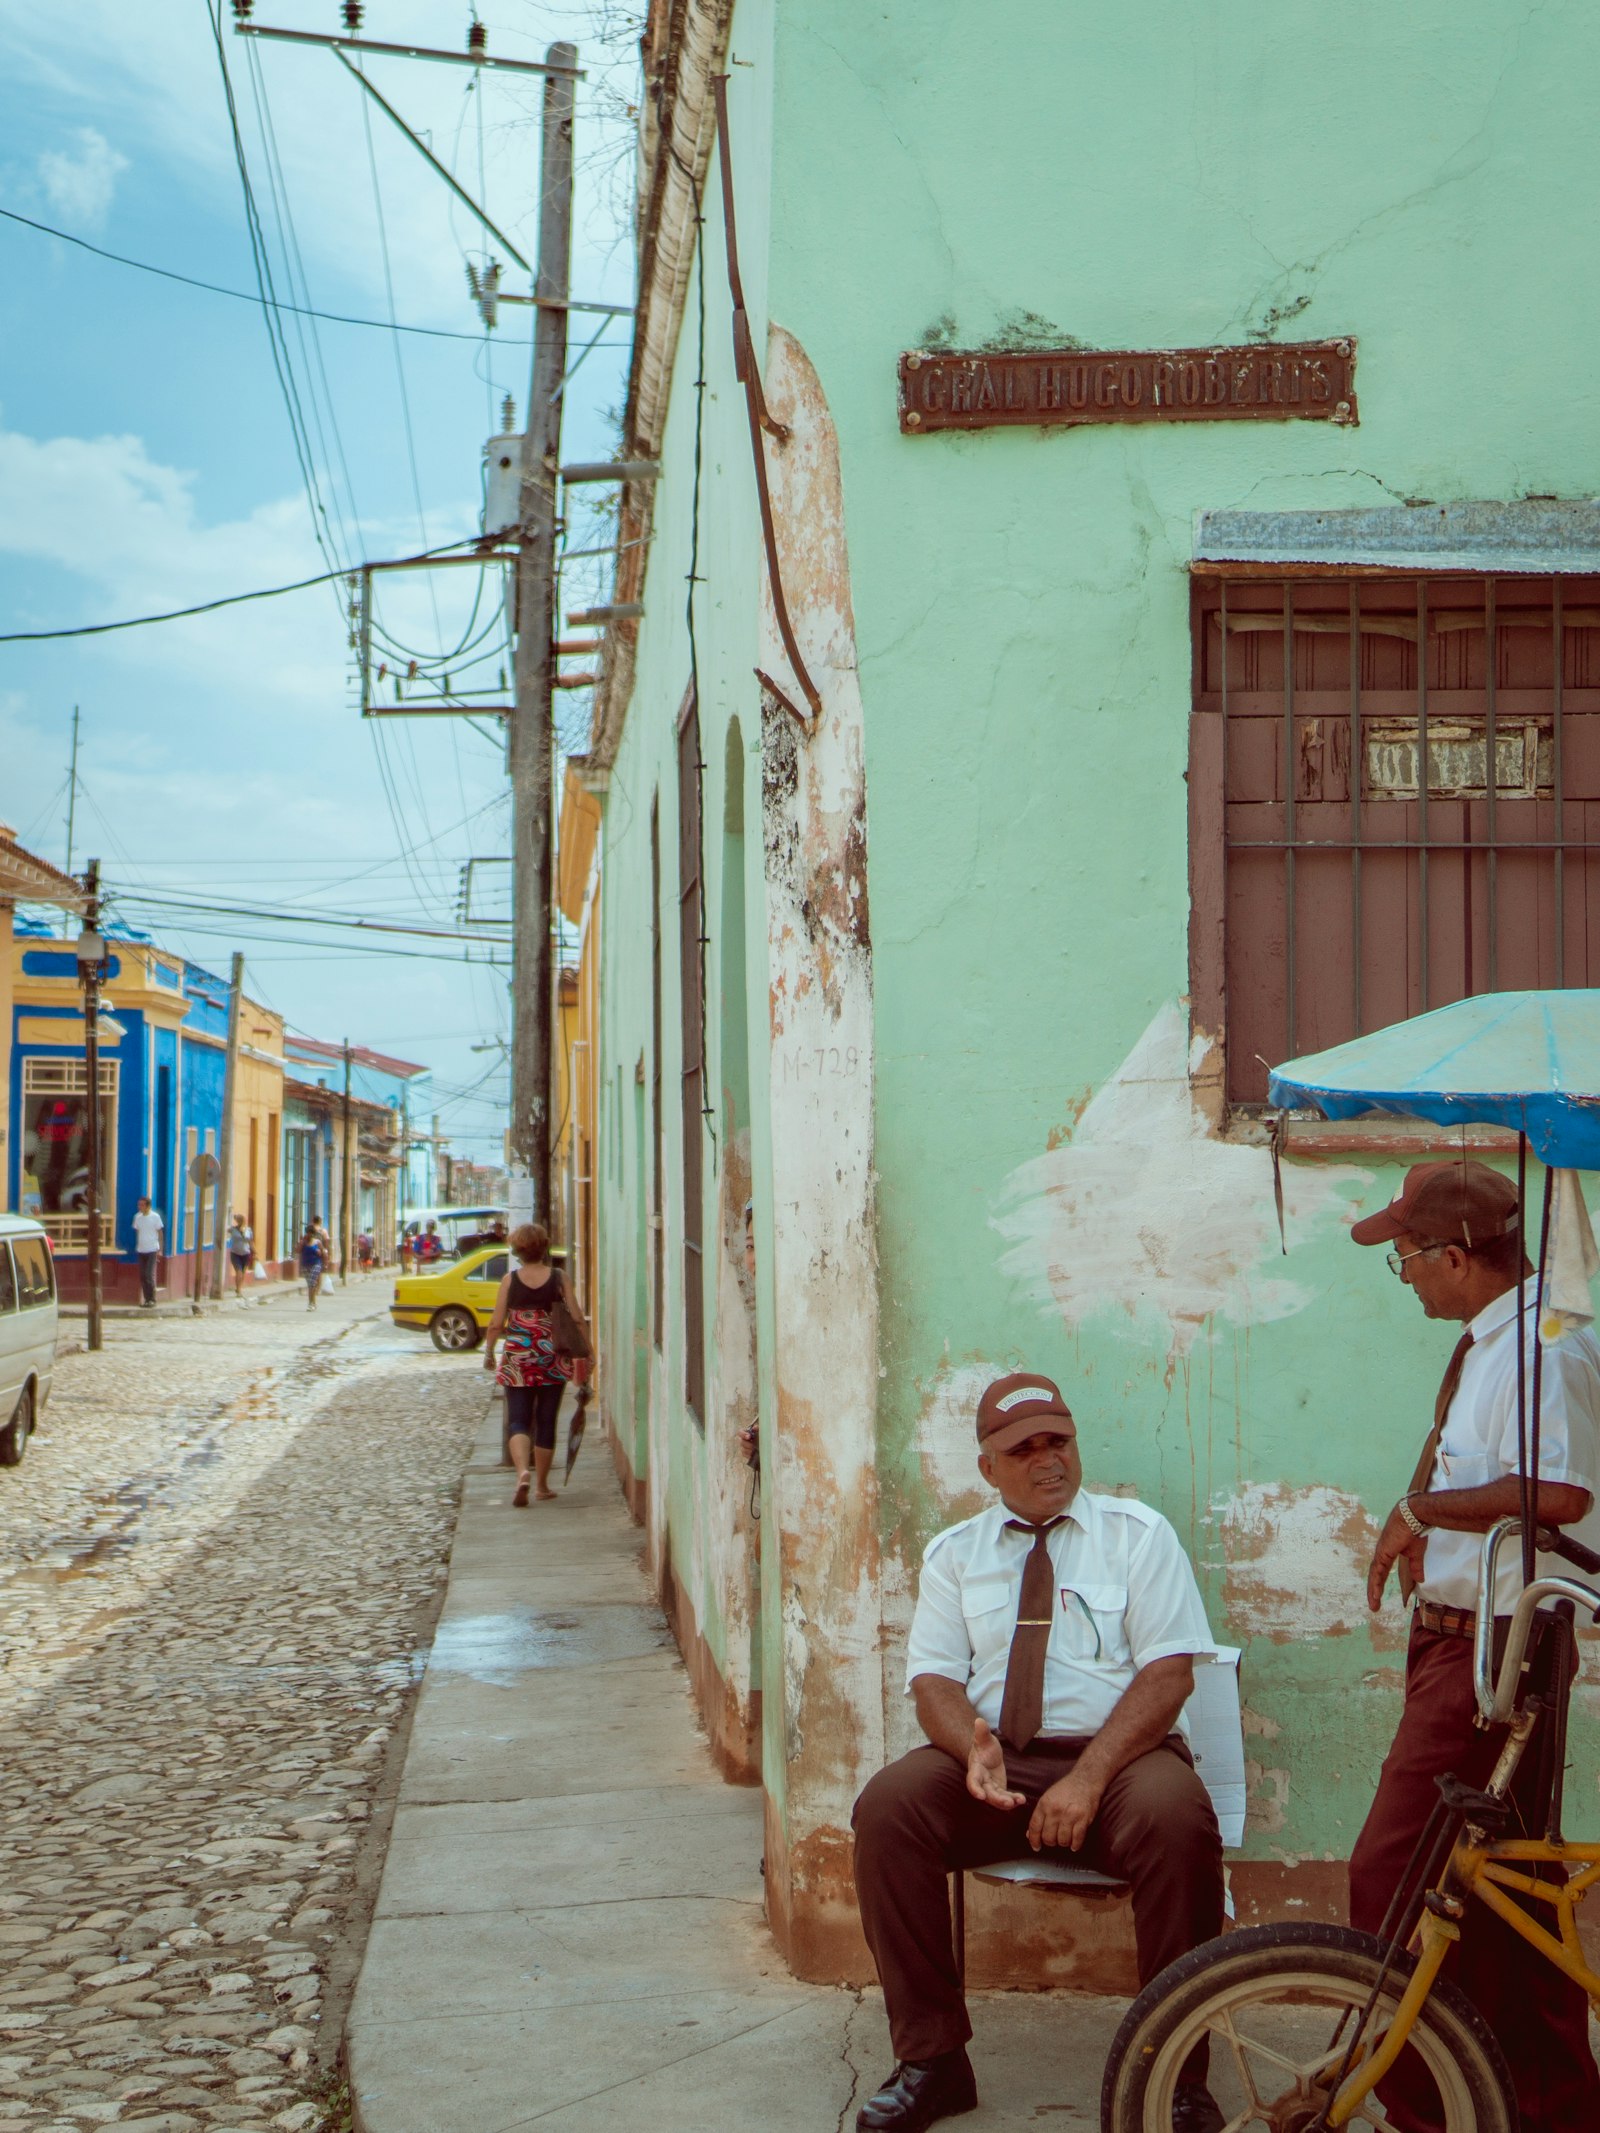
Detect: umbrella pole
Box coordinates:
(1517, 1133, 1533, 1588)
(1528, 1164, 1555, 1576)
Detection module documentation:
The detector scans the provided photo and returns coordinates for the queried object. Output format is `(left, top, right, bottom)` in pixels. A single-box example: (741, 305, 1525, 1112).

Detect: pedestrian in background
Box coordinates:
(299, 1223, 326, 1311)
(131, 1196, 164, 1308)
(482, 1224, 589, 1507)
(416, 1219, 444, 1267)
(226, 1213, 253, 1299)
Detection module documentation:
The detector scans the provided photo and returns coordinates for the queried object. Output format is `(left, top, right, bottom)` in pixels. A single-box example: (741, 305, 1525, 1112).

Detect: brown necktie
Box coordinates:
(998, 1518, 1066, 1751)
(1397, 1330, 1474, 1602)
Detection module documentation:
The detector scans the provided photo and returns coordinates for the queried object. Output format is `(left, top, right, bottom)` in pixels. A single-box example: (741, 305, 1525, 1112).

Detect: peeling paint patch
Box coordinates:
(992, 1002, 1368, 1356)
(911, 1359, 997, 1515)
(1245, 1759, 1289, 1835)
(1216, 1482, 1377, 1643)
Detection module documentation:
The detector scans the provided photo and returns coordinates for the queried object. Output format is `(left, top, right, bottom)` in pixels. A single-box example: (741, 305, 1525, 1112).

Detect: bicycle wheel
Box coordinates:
(1100, 1923, 1515, 2133)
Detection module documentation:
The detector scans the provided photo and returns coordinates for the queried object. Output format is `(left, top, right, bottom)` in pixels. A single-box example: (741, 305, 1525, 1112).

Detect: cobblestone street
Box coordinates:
(0, 1280, 486, 2133)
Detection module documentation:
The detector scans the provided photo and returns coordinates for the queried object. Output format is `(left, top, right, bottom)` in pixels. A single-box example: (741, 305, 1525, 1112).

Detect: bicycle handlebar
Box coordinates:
(1473, 1517, 1600, 1722)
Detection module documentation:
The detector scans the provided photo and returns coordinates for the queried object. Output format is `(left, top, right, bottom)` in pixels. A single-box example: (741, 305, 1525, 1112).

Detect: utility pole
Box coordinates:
(342, 1039, 355, 1281)
(509, 41, 576, 1229)
(75, 858, 107, 1352)
(212, 951, 245, 1300)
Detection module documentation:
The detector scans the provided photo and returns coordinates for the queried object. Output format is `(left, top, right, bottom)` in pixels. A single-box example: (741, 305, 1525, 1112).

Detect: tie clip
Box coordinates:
(1017, 1619, 1052, 1626)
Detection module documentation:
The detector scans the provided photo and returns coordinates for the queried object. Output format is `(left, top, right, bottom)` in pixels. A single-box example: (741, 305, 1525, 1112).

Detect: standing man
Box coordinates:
(1350, 1160, 1600, 2130)
(850, 1372, 1224, 2133)
(131, 1195, 163, 1308)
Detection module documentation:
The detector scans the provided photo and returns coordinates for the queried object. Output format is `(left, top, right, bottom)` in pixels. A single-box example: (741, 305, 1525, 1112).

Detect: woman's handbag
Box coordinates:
(548, 1278, 592, 1362)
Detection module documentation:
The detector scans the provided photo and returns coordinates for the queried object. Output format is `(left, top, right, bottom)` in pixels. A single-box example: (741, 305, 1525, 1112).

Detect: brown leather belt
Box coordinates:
(1415, 1599, 1476, 1640)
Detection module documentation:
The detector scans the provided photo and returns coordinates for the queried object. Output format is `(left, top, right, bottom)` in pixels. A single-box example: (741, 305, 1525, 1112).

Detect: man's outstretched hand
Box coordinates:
(966, 1718, 1026, 1810)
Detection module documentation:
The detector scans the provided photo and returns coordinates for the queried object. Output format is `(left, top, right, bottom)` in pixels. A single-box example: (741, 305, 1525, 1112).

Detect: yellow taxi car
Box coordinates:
(390, 1244, 510, 1352)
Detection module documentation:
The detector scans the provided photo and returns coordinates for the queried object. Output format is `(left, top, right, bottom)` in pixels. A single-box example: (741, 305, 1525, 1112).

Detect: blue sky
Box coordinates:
(0, 1, 638, 1157)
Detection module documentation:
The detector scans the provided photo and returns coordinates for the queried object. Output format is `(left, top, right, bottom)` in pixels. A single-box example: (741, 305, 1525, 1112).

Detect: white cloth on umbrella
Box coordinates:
(1540, 1169, 1600, 1342)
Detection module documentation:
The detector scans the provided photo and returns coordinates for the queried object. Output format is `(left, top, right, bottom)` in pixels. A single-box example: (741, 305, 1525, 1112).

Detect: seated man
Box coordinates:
(851, 1372, 1225, 2133)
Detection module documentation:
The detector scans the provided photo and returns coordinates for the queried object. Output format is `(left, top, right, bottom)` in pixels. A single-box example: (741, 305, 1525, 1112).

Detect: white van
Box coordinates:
(0, 1212, 58, 1467)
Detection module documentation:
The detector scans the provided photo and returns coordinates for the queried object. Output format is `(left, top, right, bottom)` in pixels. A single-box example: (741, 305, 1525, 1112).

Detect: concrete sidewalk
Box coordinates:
(346, 1401, 1118, 2132)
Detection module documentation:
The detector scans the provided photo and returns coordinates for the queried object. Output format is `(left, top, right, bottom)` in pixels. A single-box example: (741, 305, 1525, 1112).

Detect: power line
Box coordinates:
(111, 886, 507, 944)
(0, 202, 601, 345)
(0, 536, 496, 641)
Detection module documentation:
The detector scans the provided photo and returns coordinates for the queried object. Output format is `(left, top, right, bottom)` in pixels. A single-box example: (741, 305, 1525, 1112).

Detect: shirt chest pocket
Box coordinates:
(959, 1572, 1018, 1667)
(1059, 1582, 1131, 1665)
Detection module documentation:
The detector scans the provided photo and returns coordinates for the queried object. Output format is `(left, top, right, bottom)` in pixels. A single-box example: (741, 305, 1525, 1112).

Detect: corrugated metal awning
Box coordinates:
(1194, 500, 1600, 575)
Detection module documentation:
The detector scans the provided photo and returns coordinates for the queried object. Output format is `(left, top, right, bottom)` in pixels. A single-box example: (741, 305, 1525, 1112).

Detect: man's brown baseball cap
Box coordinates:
(976, 1371, 1075, 1454)
(1349, 1160, 1519, 1249)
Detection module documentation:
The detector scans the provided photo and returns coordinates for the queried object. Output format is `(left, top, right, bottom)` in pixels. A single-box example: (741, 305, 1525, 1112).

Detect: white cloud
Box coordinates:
(37, 127, 128, 230)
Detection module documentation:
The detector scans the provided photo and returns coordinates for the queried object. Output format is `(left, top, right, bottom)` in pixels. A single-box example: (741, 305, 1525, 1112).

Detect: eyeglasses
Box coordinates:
(1387, 1243, 1447, 1278)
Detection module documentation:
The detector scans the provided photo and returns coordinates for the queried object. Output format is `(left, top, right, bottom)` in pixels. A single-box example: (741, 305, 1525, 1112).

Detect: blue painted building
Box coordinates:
(9, 918, 230, 1301)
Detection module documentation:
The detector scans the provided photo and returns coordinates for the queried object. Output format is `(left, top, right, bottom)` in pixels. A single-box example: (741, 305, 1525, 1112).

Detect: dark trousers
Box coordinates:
(852, 1737, 1224, 2066)
(1349, 1622, 1600, 2132)
(138, 1252, 159, 1305)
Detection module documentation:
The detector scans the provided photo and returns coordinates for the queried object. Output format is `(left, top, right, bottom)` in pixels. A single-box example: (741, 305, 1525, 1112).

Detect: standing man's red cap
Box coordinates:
(975, 1372, 1074, 1453)
(1349, 1160, 1518, 1248)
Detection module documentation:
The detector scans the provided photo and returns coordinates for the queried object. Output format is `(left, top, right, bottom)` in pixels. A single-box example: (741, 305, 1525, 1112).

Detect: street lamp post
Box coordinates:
(75, 858, 110, 1353)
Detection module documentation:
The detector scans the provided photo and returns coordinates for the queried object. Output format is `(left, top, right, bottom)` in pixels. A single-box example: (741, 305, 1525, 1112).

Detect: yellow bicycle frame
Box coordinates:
(1326, 1834, 1600, 2124)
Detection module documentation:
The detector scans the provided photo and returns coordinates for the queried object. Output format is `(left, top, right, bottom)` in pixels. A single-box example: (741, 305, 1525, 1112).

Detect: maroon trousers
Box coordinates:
(851, 1737, 1224, 2065)
(1349, 1621, 1600, 2132)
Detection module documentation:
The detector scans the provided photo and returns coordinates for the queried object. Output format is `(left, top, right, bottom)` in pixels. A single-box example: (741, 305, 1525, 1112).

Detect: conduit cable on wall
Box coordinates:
(710, 71, 821, 725)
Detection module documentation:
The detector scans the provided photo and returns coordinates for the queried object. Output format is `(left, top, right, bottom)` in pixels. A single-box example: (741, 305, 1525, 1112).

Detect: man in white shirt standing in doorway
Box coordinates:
(1351, 1159, 1600, 2131)
(850, 1371, 1224, 2133)
(131, 1196, 164, 1308)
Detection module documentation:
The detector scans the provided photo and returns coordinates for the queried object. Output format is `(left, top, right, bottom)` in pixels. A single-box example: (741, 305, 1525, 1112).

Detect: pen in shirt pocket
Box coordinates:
(1059, 1587, 1103, 1658)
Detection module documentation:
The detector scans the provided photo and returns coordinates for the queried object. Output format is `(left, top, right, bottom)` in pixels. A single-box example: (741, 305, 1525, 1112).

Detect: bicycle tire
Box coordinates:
(1099, 1922, 1516, 2133)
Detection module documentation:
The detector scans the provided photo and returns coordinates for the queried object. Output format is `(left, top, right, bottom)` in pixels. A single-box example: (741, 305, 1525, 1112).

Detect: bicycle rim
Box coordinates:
(1110, 1953, 1512, 2132)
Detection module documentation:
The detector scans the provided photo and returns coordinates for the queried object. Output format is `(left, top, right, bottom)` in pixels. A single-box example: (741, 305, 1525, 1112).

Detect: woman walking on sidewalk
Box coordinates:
(226, 1214, 253, 1298)
(483, 1224, 589, 1507)
(298, 1223, 326, 1310)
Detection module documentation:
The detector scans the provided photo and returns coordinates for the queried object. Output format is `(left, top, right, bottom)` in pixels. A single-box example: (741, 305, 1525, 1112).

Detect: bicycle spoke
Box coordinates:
(1205, 2009, 1264, 2108)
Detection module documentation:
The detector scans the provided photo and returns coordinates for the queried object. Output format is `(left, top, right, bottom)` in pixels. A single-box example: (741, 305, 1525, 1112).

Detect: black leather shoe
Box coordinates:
(1171, 2084, 1225, 2133)
(855, 2048, 978, 2131)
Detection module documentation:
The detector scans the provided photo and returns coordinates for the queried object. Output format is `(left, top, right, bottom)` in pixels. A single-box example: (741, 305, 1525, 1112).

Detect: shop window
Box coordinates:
(1191, 575, 1600, 1108)
(19, 1056, 116, 1250)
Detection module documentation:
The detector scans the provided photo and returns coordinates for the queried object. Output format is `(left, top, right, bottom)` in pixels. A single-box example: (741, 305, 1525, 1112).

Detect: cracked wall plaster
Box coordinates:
(991, 1003, 1368, 1358)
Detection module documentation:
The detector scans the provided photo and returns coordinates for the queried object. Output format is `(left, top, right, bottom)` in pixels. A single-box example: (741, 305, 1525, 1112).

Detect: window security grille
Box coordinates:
(1191, 575, 1600, 1107)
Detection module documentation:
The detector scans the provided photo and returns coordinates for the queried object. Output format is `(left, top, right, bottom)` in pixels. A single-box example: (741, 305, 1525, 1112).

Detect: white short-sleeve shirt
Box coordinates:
(132, 1210, 164, 1253)
(904, 1490, 1216, 1740)
(1420, 1280, 1600, 1612)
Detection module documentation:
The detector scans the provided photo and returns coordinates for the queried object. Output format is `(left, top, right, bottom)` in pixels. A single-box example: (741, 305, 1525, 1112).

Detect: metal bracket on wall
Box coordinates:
(711, 73, 823, 727)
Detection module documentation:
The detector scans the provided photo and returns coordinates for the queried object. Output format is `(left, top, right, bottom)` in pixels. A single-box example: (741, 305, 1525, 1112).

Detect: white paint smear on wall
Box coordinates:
(992, 1003, 1367, 1356)
(1210, 1482, 1378, 1643)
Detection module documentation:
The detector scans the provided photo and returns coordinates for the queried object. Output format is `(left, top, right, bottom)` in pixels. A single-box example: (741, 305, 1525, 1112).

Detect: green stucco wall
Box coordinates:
(597, 0, 1600, 1904)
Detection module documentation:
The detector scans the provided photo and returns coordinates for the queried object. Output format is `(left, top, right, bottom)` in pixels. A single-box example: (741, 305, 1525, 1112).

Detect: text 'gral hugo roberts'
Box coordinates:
(897, 341, 1358, 433)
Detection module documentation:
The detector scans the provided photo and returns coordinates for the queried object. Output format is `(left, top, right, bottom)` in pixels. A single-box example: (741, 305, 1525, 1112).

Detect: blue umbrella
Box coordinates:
(1268, 991, 1600, 1172)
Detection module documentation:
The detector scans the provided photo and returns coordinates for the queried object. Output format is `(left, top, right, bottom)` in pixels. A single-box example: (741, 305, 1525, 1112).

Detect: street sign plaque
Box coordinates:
(189, 1150, 221, 1188)
(897, 339, 1358, 434)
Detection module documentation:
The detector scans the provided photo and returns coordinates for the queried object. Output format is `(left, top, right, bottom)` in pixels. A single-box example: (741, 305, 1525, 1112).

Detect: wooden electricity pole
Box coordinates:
(509, 41, 575, 1228)
(212, 950, 245, 1300)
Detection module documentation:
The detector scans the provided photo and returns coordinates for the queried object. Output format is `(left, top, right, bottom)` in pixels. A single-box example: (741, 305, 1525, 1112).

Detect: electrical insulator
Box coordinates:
(341, 1, 363, 31)
(231, 0, 254, 20)
(500, 393, 516, 433)
(468, 20, 487, 55)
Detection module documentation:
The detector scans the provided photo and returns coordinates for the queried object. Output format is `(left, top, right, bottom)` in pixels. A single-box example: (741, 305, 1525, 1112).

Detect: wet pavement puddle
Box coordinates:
(428, 1604, 675, 1681)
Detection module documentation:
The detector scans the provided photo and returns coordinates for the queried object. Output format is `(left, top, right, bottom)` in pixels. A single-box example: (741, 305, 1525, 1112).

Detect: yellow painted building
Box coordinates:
(555, 759, 603, 1313)
(232, 998, 286, 1271)
(0, 827, 83, 1211)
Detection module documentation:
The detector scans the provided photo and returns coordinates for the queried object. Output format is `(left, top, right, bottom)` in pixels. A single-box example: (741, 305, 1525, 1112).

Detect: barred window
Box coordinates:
(1191, 575, 1600, 1108)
